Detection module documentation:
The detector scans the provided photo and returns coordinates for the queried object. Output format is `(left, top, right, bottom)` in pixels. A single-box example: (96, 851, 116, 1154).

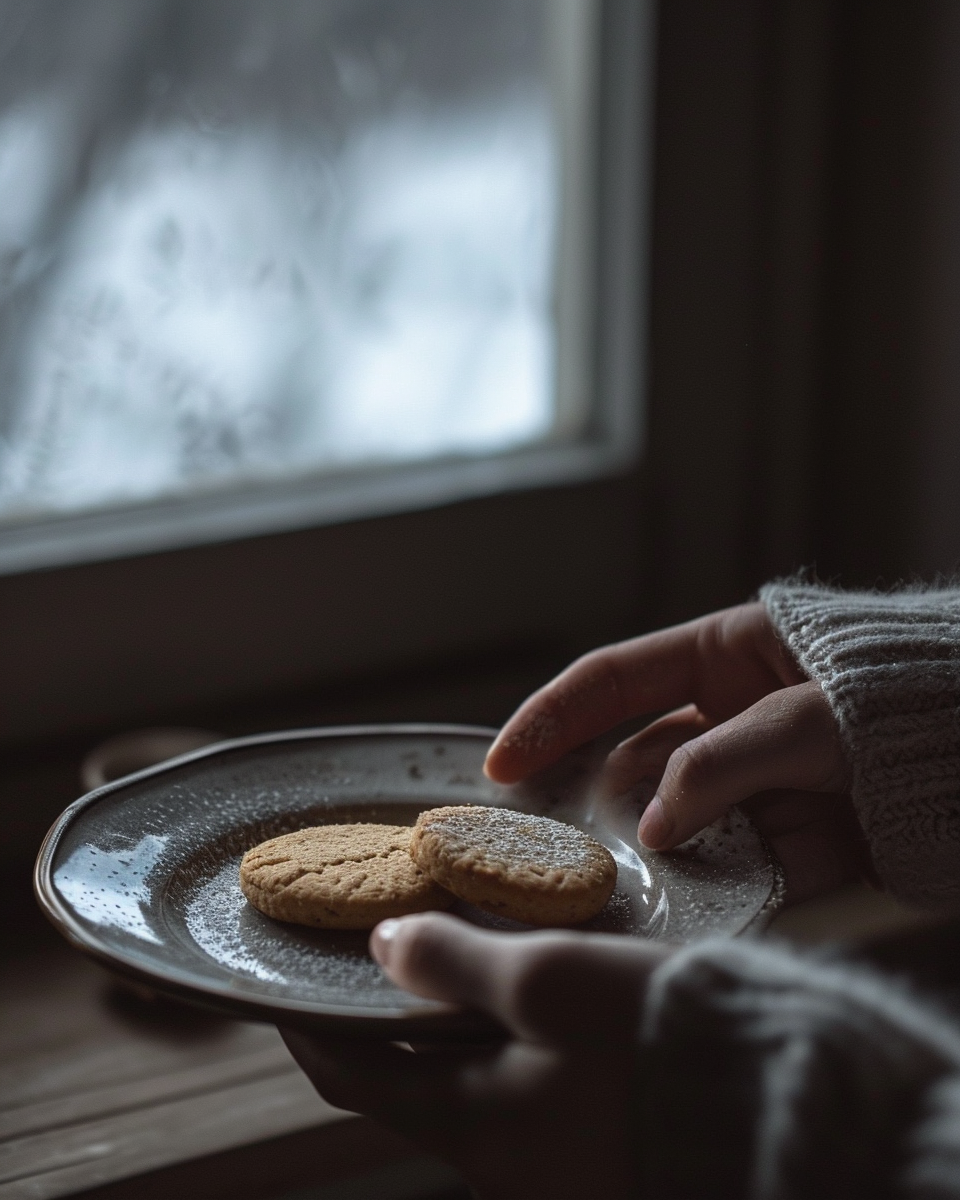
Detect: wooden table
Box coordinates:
(0, 930, 465, 1200)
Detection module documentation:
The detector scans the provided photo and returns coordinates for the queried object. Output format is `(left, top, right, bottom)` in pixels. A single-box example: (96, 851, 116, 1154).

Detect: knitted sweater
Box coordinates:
(635, 585, 960, 1198)
(640, 935, 960, 1199)
(761, 582, 960, 907)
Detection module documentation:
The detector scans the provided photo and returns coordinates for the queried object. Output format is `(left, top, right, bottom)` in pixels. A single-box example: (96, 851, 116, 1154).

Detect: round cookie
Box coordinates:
(239, 824, 453, 930)
(410, 805, 617, 926)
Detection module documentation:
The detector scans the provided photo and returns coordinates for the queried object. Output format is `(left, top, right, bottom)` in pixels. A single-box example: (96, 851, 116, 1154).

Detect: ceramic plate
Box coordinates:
(35, 725, 784, 1039)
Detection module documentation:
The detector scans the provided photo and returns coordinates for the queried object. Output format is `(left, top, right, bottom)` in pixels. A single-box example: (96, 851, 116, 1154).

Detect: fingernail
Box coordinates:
(638, 795, 671, 849)
(371, 919, 402, 965)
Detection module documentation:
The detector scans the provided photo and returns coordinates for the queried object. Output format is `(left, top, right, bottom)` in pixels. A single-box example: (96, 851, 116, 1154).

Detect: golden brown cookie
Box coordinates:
(239, 824, 453, 930)
(410, 805, 617, 926)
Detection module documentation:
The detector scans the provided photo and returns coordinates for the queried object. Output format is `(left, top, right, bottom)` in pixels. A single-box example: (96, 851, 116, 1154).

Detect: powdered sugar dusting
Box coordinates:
(421, 805, 608, 874)
(499, 708, 562, 754)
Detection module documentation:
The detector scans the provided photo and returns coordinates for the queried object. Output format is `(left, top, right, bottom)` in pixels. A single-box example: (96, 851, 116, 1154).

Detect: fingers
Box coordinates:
(484, 627, 702, 784)
(281, 1028, 412, 1115)
(484, 603, 802, 784)
(282, 1026, 639, 1200)
(600, 705, 713, 796)
(636, 681, 850, 850)
(280, 1027, 482, 1122)
(370, 912, 672, 1046)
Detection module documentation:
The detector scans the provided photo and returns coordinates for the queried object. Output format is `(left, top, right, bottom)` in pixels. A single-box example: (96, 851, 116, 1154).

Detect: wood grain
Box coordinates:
(0, 941, 353, 1199)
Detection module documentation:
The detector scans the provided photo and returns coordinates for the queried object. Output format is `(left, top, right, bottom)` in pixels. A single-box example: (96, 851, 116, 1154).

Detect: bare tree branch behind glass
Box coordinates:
(0, 0, 557, 520)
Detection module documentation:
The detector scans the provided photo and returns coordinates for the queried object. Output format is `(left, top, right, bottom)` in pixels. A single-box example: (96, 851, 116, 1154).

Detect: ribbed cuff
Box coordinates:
(761, 582, 960, 907)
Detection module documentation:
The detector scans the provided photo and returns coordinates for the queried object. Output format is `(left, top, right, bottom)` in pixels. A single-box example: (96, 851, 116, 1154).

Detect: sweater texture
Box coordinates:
(640, 936, 960, 1200)
(761, 582, 960, 907)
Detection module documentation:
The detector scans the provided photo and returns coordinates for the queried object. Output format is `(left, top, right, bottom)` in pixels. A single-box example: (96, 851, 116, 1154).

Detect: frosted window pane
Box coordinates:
(0, 0, 574, 523)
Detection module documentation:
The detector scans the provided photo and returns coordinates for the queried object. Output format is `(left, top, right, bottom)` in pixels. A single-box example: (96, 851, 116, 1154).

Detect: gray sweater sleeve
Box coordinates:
(638, 939, 960, 1200)
(760, 582, 960, 907)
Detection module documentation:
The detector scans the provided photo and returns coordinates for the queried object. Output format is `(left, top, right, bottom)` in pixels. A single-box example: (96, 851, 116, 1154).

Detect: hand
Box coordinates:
(485, 603, 863, 903)
(282, 912, 673, 1200)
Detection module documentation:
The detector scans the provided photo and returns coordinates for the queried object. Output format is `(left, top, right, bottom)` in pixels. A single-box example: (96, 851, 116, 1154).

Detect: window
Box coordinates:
(0, 0, 648, 574)
(0, 1, 653, 748)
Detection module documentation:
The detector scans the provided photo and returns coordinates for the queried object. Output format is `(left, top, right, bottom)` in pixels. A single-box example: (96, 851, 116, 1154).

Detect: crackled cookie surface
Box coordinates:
(239, 824, 453, 929)
(411, 805, 617, 926)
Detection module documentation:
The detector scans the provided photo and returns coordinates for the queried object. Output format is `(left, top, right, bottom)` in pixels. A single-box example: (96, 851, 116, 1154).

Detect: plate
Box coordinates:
(35, 724, 785, 1039)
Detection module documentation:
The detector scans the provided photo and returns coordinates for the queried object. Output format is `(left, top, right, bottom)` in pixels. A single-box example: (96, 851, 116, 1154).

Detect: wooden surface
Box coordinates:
(66, 1125, 459, 1200)
(0, 938, 371, 1199)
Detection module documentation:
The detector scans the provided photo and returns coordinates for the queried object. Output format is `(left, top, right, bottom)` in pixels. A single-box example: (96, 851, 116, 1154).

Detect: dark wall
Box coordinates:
(642, 0, 766, 624)
(643, 0, 960, 626)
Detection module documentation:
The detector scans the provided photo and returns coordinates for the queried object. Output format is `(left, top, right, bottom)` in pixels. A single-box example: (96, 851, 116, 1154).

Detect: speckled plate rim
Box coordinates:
(35, 724, 515, 1038)
(35, 723, 785, 1039)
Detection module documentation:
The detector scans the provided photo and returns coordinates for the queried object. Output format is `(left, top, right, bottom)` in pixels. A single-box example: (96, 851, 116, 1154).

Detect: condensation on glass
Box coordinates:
(0, 0, 599, 531)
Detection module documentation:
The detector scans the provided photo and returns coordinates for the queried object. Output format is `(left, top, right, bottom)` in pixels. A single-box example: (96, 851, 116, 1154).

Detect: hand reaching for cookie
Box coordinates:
(485, 603, 863, 904)
(282, 912, 672, 1200)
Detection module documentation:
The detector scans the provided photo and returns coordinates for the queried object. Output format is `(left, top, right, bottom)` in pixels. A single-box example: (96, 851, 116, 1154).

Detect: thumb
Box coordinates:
(370, 912, 672, 1045)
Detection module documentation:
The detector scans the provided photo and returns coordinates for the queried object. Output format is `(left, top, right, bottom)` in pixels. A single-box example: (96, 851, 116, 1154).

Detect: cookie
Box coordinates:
(410, 805, 617, 926)
(239, 824, 453, 930)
